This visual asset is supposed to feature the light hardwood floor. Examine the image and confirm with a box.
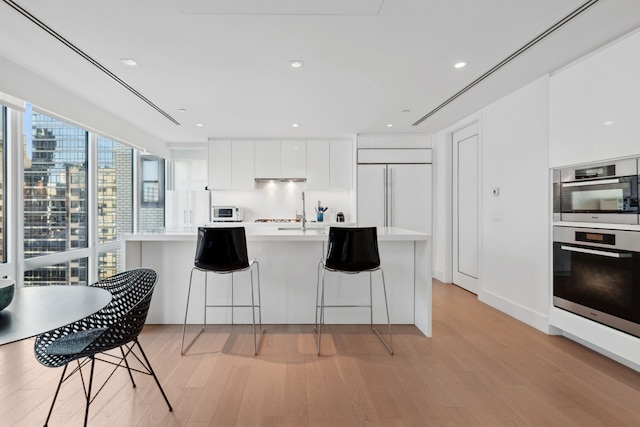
[2,280,640,426]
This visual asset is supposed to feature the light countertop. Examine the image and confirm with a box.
[124,226,430,242]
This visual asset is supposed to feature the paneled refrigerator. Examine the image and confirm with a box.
[357,162,432,234]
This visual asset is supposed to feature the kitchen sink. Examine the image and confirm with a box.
[277,225,326,231]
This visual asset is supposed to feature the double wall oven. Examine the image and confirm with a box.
[552,157,640,339]
[553,226,640,337]
[556,158,639,224]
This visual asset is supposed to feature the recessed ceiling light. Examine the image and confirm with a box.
[604,121,614,125]
[120,58,138,66]
[401,109,411,113]
[454,61,467,69]
[292,123,300,127]
[386,124,394,127]
[289,60,304,69]
[178,108,187,113]
[195,123,204,127]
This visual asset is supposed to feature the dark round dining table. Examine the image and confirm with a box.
[0,285,112,346]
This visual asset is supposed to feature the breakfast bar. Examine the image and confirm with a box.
[123,226,432,336]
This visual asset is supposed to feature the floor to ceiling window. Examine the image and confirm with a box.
[0,94,160,287]
[23,113,88,285]
[0,106,5,264]
[97,136,133,278]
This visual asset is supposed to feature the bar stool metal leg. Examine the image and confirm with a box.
[371,269,393,355]
[181,268,206,356]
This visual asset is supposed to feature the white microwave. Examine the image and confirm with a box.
[211,206,243,222]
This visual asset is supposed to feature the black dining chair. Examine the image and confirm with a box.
[33,268,172,427]
[181,226,263,355]
[314,226,393,355]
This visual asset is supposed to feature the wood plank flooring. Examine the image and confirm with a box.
[2,280,640,426]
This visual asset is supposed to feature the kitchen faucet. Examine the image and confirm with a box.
[301,191,306,231]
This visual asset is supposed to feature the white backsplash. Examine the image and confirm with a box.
[208,181,353,223]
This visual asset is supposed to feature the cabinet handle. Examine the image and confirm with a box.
[388,167,393,227]
[562,178,620,188]
[383,168,388,226]
[560,245,631,258]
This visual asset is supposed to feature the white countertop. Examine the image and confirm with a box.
[124,226,430,242]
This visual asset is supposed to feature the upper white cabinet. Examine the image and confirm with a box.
[255,140,306,179]
[168,146,208,191]
[306,139,352,189]
[281,140,307,178]
[208,140,255,189]
[254,140,281,178]
[306,140,330,188]
[550,30,640,167]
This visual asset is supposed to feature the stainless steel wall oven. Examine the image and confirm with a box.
[553,226,640,337]
[558,158,638,224]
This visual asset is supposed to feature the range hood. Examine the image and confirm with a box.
[255,178,306,183]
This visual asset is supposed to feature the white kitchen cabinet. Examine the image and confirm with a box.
[357,163,432,234]
[330,140,352,189]
[165,190,210,230]
[208,140,231,189]
[306,140,352,189]
[232,140,255,189]
[166,144,209,191]
[254,140,281,179]
[306,140,330,189]
[281,140,306,178]
[254,140,306,179]
[208,140,254,189]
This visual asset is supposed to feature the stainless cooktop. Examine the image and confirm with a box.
[254,218,300,223]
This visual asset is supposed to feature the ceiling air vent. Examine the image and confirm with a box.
[2,0,181,126]
[413,0,601,127]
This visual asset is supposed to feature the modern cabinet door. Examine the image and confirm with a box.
[281,140,306,178]
[231,140,255,189]
[357,163,432,233]
[306,140,331,189]
[357,164,387,227]
[165,190,209,230]
[208,140,254,189]
[254,140,280,179]
[330,140,352,189]
[307,140,352,189]
[208,140,232,189]
[255,140,306,179]
[388,164,432,234]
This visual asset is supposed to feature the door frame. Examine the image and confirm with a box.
[451,121,481,294]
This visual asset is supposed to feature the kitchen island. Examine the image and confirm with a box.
[123,226,432,336]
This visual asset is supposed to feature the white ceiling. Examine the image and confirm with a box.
[1,0,640,145]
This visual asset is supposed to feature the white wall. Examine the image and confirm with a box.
[432,77,551,333]
[209,183,353,223]
[479,76,551,332]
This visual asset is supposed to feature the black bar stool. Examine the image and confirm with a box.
[313,226,393,355]
[181,227,263,355]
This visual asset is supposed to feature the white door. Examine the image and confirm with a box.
[453,124,479,294]
[357,164,386,227]
[388,164,432,233]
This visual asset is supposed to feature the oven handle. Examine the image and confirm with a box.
[562,178,620,188]
[560,245,632,258]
